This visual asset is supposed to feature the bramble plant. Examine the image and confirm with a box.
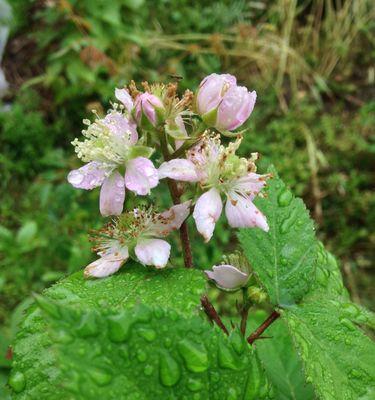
[8,74,375,399]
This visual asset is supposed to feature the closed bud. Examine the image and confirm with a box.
[134,92,165,127]
[196,73,256,132]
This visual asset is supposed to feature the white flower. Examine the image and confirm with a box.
[84,202,191,278]
[68,99,158,216]
[159,135,269,241]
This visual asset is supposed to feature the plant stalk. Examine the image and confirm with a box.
[159,129,193,268]
[201,295,229,335]
[247,310,280,345]
[240,288,251,336]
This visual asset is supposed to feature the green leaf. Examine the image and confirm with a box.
[11,299,271,398]
[16,221,37,245]
[10,263,207,399]
[238,167,317,305]
[40,261,206,314]
[248,311,314,400]
[283,300,375,400]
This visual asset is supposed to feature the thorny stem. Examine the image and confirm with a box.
[247,310,280,345]
[201,295,229,335]
[159,127,226,331]
[240,288,251,336]
[159,129,193,268]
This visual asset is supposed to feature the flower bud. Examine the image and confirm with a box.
[196,73,256,132]
[134,92,165,127]
[248,286,267,304]
[205,264,249,291]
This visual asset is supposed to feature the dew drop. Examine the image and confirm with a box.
[88,368,112,386]
[136,349,147,362]
[187,378,204,392]
[138,328,156,342]
[107,312,133,342]
[76,312,99,337]
[143,365,154,376]
[218,342,238,370]
[277,188,293,207]
[68,171,84,185]
[8,371,26,393]
[50,329,74,344]
[159,352,181,387]
[177,339,209,373]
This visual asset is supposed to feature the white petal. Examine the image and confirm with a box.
[151,201,191,236]
[67,161,111,190]
[225,194,268,231]
[125,157,159,195]
[205,264,249,290]
[158,159,199,182]
[99,171,125,216]
[135,239,171,269]
[84,249,128,278]
[193,188,223,242]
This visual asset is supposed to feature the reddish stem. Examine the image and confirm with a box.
[247,310,280,345]
[201,295,229,335]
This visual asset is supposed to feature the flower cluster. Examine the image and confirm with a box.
[68,73,270,280]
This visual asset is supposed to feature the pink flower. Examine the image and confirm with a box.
[68,110,158,216]
[205,264,249,290]
[84,202,191,278]
[135,92,165,127]
[159,135,269,241]
[196,73,256,132]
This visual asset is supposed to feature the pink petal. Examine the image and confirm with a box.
[231,173,267,200]
[217,87,256,131]
[67,161,112,190]
[197,73,236,115]
[125,157,159,195]
[134,93,164,126]
[158,159,199,182]
[84,248,128,278]
[135,239,171,268]
[225,193,268,231]
[99,171,125,216]
[193,188,223,242]
[115,88,134,113]
[152,201,191,236]
[205,264,249,290]
[102,111,138,145]
[175,115,187,136]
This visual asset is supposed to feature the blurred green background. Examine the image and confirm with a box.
[0,0,374,391]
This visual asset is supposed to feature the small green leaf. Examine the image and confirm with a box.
[239,167,317,305]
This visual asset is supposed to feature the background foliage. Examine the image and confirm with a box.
[0,0,374,396]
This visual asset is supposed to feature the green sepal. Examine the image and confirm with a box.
[127,145,154,160]
[201,107,218,127]
[165,120,189,140]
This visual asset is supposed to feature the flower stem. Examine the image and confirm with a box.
[247,310,280,345]
[159,129,193,268]
[240,288,251,336]
[201,295,229,335]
